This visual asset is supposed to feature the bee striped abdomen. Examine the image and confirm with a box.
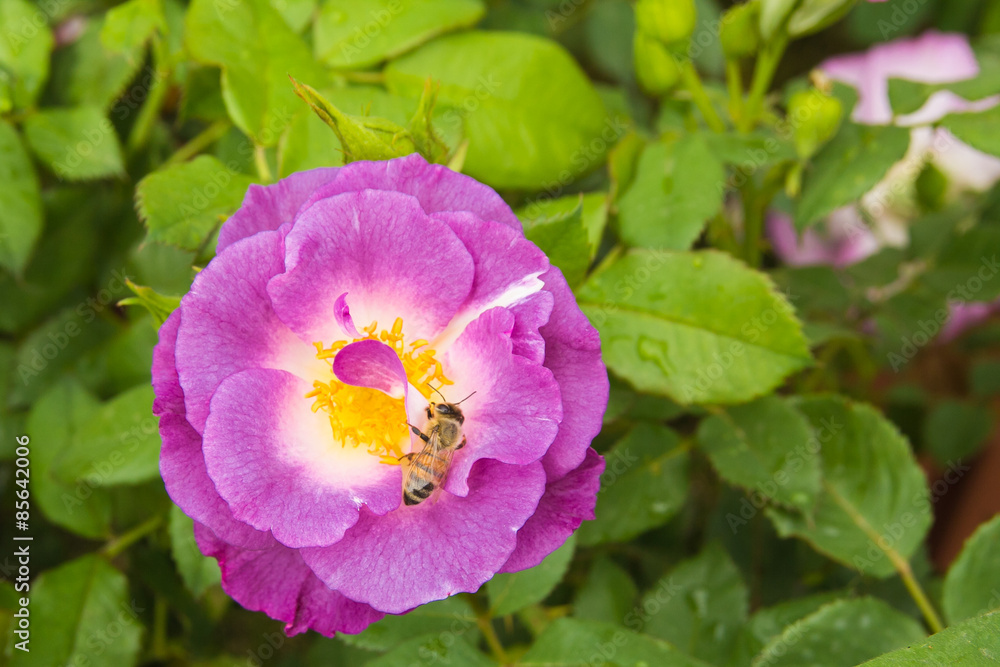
[402,450,452,506]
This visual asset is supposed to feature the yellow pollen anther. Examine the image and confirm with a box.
[306,317,452,457]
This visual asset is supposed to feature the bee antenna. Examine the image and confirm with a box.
[455,391,477,405]
[427,385,447,401]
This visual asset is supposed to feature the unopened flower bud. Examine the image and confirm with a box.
[634,31,682,95]
[635,0,697,45]
[788,89,843,158]
[721,1,760,59]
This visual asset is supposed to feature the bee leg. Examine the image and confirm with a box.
[456,436,467,450]
[407,423,430,443]
[379,453,417,466]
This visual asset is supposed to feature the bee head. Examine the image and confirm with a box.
[432,402,465,424]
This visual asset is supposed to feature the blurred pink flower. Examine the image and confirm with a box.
[769,31,1000,341]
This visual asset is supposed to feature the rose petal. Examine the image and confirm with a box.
[217,168,340,252]
[432,211,553,363]
[195,522,383,636]
[440,307,562,496]
[202,368,400,548]
[301,459,546,614]
[333,339,408,400]
[267,190,475,346]
[299,154,521,231]
[175,230,324,434]
[536,267,609,481]
[500,448,604,573]
[334,292,361,338]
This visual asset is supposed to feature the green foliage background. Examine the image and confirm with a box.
[3,0,1000,665]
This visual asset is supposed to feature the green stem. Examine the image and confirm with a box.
[741,181,764,267]
[254,144,273,183]
[825,483,944,633]
[469,596,509,664]
[739,34,788,133]
[164,120,231,166]
[341,70,385,84]
[127,36,171,154]
[725,59,744,127]
[680,60,726,133]
[708,211,739,255]
[102,515,163,558]
[151,597,168,659]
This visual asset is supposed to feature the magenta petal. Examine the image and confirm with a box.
[441,308,562,496]
[202,368,400,548]
[501,448,604,573]
[267,190,475,345]
[299,154,520,231]
[433,211,554,363]
[301,459,546,614]
[217,168,340,252]
[175,230,319,434]
[536,268,609,481]
[154,309,272,549]
[151,309,185,418]
[195,523,384,636]
[160,414,273,550]
[333,339,407,399]
[334,293,361,338]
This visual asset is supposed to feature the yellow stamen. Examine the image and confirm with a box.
[306,317,452,457]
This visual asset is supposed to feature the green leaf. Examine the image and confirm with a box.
[697,396,821,512]
[924,400,992,464]
[751,598,925,667]
[520,198,590,288]
[617,134,725,251]
[290,78,418,161]
[943,514,1000,624]
[341,597,478,651]
[641,543,749,666]
[10,306,117,408]
[787,0,858,37]
[939,105,1000,159]
[486,535,575,617]
[366,633,493,667]
[23,107,125,181]
[50,19,144,110]
[735,592,846,661]
[573,556,638,624]
[577,250,811,405]
[53,385,161,487]
[314,0,485,69]
[766,396,932,578]
[759,0,797,39]
[9,555,141,667]
[100,0,166,53]
[520,618,712,666]
[0,0,54,108]
[794,122,910,229]
[517,191,607,258]
[921,225,1000,303]
[25,380,112,539]
[75,317,159,397]
[118,280,181,328]
[385,31,611,190]
[185,0,328,145]
[887,78,936,117]
[972,359,1000,398]
[577,423,689,545]
[169,505,221,598]
[136,155,256,251]
[406,79,451,164]
[858,609,1000,666]
[0,120,42,275]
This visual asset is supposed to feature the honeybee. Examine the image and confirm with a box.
[398,390,474,506]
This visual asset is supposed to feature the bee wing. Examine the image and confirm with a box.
[402,431,445,487]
